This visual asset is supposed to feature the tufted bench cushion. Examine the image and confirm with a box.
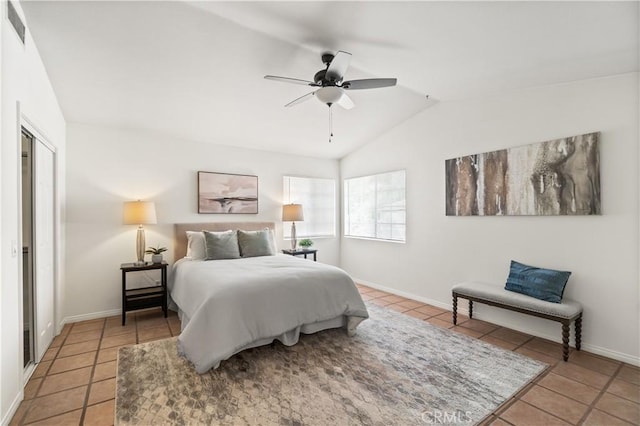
[452,281,582,319]
[452,281,583,361]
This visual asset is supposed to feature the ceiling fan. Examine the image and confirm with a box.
[264,50,397,110]
[264,50,397,141]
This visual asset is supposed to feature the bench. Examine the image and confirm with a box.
[452,281,583,361]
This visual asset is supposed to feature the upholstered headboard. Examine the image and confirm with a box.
[174,222,276,259]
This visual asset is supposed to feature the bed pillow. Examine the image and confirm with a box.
[185,231,206,260]
[237,228,276,258]
[504,260,571,303]
[203,230,240,260]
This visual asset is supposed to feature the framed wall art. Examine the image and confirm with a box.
[198,171,258,214]
[445,132,600,216]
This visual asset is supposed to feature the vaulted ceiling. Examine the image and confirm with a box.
[22,1,639,159]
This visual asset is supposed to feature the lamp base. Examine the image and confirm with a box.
[136,226,146,264]
[290,222,297,251]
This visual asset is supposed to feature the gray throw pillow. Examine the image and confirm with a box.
[203,230,240,260]
[237,229,276,258]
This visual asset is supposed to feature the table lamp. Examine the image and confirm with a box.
[282,204,304,251]
[123,200,157,265]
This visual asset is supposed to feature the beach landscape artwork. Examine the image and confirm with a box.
[445,132,600,216]
[198,171,258,214]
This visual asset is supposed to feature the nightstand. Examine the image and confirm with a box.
[282,248,317,261]
[120,261,168,325]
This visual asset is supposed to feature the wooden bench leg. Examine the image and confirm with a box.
[452,293,458,325]
[562,322,570,361]
[575,315,582,351]
[468,300,473,319]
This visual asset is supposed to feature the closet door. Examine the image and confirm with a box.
[33,140,55,361]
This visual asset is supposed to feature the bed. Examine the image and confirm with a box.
[169,222,369,373]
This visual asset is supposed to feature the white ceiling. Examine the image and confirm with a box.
[22,1,639,159]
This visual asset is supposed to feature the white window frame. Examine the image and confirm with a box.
[343,170,406,243]
[283,176,336,239]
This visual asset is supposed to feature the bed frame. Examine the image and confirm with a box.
[173,222,275,259]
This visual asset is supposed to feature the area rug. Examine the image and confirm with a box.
[116,304,546,425]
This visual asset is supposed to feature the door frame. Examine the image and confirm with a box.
[18,114,58,380]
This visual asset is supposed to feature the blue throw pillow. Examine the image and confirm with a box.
[504,260,571,303]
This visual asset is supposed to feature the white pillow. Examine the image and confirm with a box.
[268,228,277,253]
[185,231,206,260]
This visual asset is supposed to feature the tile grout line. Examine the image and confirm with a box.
[18,324,74,425]
[15,311,170,425]
[135,312,140,345]
[507,399,579,425]
[78,318,107,426]
[575,362,625,425]
[535,372,603,406]
[516,381,591,425]
[551,364,617,390]
[493,365,555,419]
[26,322,102,424]
[510,334,536,352]
[606,382,640,404]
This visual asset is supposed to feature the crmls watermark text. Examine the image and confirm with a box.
[421,410,473,424]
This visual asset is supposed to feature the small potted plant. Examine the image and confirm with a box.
[298,239,313,249]
[146,245,167,264]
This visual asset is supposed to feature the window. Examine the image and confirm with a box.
[344,170,406,242]
[283,176,336,238]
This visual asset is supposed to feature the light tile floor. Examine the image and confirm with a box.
[10,285,639,425]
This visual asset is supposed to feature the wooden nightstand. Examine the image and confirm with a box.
[282,249,317,261]
[120,261,168,325]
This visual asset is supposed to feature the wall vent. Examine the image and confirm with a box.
[8,1,26,44]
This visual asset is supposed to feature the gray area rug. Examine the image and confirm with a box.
[116,304,546,425]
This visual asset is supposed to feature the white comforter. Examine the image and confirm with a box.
[170,254,369,373]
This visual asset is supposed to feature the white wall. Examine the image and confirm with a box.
[1,1,66,424]
[64,123,340,320]
[340,73,639,364]
[0,9,4,424]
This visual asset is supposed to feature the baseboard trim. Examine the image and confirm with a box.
[353,277,640,367]
[578,343,640,367]
[1,390,23,426]
[470,315,640,367]
[59,308,121,330]
[355,278,468,316]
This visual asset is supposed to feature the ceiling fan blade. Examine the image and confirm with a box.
[325,51,352,82]
[342,78,397,90]
[336,93,354,110]
[285,91,316,107]
[264,75,319,87]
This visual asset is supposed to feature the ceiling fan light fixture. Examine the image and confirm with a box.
[315,87,344,105]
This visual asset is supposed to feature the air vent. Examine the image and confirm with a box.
[8,1,25,44]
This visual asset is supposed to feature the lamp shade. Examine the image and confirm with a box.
[282,204,304,222]
[123,201,157,225]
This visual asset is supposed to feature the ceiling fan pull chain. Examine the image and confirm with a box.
[329,106,333,143]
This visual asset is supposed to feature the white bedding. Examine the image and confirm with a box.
[169,254,369,373]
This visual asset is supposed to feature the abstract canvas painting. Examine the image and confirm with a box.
[445,132,600,216]
[198,171,258,214]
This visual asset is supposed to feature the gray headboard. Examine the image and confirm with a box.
[174,222,276,259]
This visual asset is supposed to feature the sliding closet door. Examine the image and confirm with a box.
[33,140,55,362]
